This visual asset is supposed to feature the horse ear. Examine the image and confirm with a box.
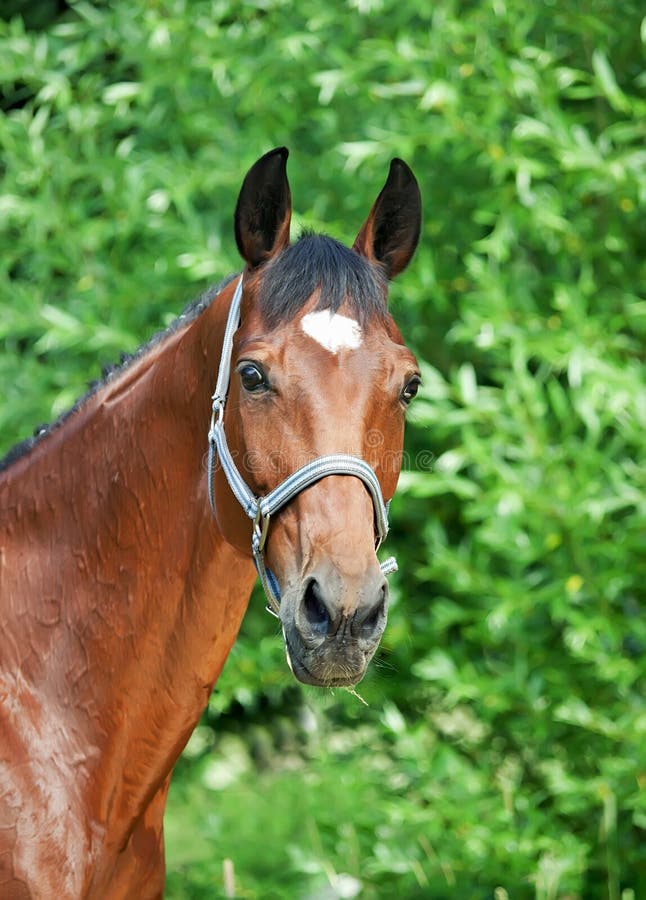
[353,158,421,279]
[235,147,292,268]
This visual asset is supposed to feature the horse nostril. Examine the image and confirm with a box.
[302,578,331,636]
[360,583,387,639]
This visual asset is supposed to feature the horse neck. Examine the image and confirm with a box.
[0,280,256,839]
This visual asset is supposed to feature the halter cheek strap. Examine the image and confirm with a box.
[207,275,397,616]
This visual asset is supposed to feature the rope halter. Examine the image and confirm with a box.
[207,276,397,616]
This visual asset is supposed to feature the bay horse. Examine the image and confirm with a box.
[0,148,421,898]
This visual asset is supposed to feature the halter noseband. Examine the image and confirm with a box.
[207,276,397,616]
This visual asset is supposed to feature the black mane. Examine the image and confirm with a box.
[257,232,388,329]
[0,276,234,473]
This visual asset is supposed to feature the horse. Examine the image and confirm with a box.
[0,147,421,898]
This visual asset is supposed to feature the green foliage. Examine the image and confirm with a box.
[1,0,644,897]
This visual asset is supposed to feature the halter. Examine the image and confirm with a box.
[207,275,397,616]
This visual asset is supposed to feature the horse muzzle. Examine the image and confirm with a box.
[280,566,388,687]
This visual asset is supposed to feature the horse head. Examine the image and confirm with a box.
[212,148,421,686]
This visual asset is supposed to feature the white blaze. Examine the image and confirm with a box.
[301,309,363,353]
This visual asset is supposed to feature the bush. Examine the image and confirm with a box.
[1,1,644,896]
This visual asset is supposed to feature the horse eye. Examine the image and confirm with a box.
[239,363,268,393]
[401,375,421,405]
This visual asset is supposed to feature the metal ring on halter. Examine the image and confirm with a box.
[252,507,271,553]
[208,396,224,444]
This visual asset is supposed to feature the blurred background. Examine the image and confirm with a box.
[1,1,644,897]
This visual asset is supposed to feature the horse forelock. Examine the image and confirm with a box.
[254,232,388,330]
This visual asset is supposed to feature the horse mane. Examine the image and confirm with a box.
[0,276,236,474]
[0,234,387,473]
